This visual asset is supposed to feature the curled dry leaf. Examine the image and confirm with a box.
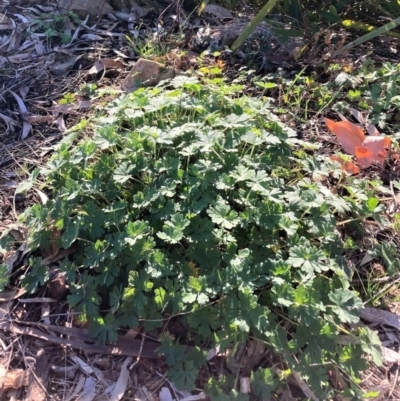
[202,4,233,18]
[330,155,360,175]
[0,366,30,390]
[325,118,391,168]
[348,107,365,125]
[367,123,379,136]
[362,136,391,166]
[81,33,104,40]
[359,307,400,330]
[324,118,364,155]
[88,58,125,74]
[240,377,251,394]
[354,147,374,168]
[110,357,133,401]
[382,346,400,363]
[159,387,173,401]
[10,91,31,139]
[114,11,137,22]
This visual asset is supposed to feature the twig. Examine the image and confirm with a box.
[129,332,146,370]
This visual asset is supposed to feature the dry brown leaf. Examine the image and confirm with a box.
[0,112,17,126]
[360,252,373,266]
[382,346,400,363]
[70,355,94,375]
[110,356,133,401]
[80,377,97,401]
[362,136,391,166]
[34,188,49,205]
[56,115,66,132]
[130,1,150,18]
[65,375,86,401]
[348,107,365,125]
[325,118,365,155]
[0,53,31,65]
[0,288,27,302]
[136,386,156,401]
[26,115,54,124]
[0,321,160,358]
[202,4,233,18]
[0,366,30,390]
[114,11,137,22]
[81,33,104,40]
[367,123,379,136]
[292,370,319,401]
[159,387,173,401]
[59,0,113,19]
[88,58,125,74]
[50,55,81,76]
[0,13,13,30]
[330,155,360,175]
[25,350,48,401]
[354,147,374,168]
[240,377,251,394]
[359,307,400,330]
[325,118,391,167]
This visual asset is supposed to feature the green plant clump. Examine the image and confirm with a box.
[18,77,383,398]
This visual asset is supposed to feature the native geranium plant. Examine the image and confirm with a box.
[18,76,383,399]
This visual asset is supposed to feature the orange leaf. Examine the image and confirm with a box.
[330,156,360,175]
[362,136,391,166]
[354,147,374,168]
[325,118,365,156]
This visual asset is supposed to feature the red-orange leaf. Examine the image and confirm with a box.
[324,118,365,156]
[363,136,391,166]
[354,147,374,168]
[330,156,360,175]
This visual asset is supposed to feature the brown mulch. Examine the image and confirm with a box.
[2,0,400,400]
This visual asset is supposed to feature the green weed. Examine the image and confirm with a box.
[31,12,80,45]
[126,35,171,60]
[1,76,392,399]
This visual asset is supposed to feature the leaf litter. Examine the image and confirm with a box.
[1,0,400,400]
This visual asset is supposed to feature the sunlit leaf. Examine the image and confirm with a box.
[325,118,365,155]
[330,156,360,175]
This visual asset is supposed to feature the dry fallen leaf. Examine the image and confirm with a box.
[110,356,133,401]
[59,0,113,19]
[362,136,391,166]
[367,123,380,136]
[348,107,365,125]
[382,346,400,363]
[330,155,360,174]
[325,118,391,168]
[159,387,173,401]
[359,307,400,330]
[354,147,374,168]
[202,4,233,18]
[88,58,125,74]
[324,118,365,155]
